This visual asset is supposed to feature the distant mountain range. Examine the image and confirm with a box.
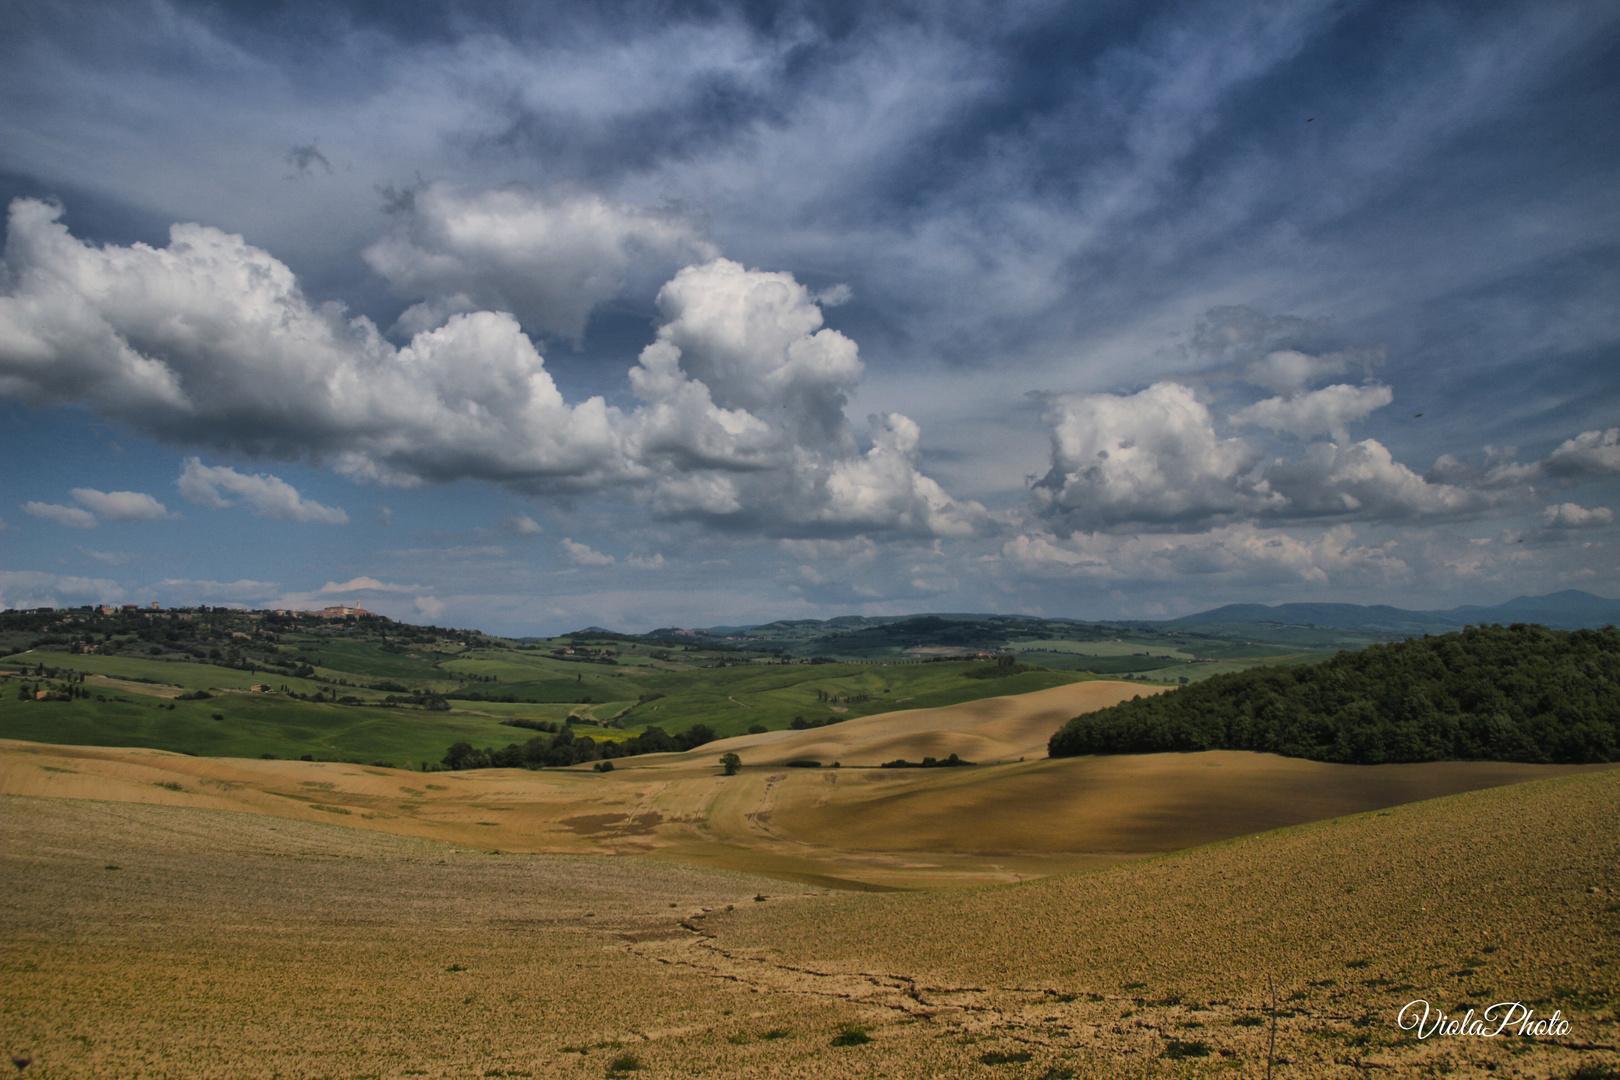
[655,590,1620,655]
[1160,590,1620,635]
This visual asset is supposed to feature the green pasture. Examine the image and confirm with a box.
[279,638,452,682]
[595,661,1095,738]
[2,652,334,697]
[1015,639,1196,659]
[0,685,518,765]
[0,605,1335,762]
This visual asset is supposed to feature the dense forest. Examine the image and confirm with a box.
[1048,624,1620,764]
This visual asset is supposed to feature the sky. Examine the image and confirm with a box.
[1,0,1617,635]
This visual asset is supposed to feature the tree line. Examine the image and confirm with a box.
[441,722,720,770]
[1048,624,1619,765]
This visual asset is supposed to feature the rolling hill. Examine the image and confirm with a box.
[2,754,1613,1077]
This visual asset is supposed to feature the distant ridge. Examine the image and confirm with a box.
[1166,589,1620,634]
[1442,589,1620,629]
[672,590,1620,646]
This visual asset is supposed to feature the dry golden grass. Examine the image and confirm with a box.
[0,733,1606,890]
[2,680,1616,1076]
[701,768,1620,1078]
[694,679,1169,766]
[3,771,1615,1078]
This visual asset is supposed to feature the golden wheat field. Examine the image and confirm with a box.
[1,680,1617,1077]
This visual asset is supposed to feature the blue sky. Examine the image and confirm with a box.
[1,0,1616,635]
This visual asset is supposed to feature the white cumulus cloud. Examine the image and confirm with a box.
[560,538,615,566]
[70,487,168,521]
[178,458,349,524]
[23,501,97,529]
[1034,382,1268,527]
[625,257,983,535]
[364,183,718,342]
[1034,380,1515,529]
[1,570,124,608]
[1542,502,1614,529]
[1259,439,1489,520]
[1240,348,1376,395]
[0,201,975,540]
[501,513,545,534]
[315,576,423,594]
[1001,522,1410,588]
[1541,428,1620,478]
[1229,383,1394,442]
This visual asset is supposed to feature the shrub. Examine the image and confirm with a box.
[605,1052,642,1073]
[1162,1039,1211,1060]
[830,1025,871,1047]
[1569,1064,1620,1080]
[980,1050,1033,1065]
[785,759,822,768]
[594,759,615,772]
[747,723,767,734]
[719,752,741,775]
[880,753,972,769]
[964,656,1039,679]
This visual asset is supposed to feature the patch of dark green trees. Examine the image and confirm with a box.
[1048,624,1619,765]
[441,722,721,770]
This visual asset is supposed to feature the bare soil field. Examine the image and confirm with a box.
[0,731,1606,889]
[2,679,1616,1076]
[2,771,1615,1078]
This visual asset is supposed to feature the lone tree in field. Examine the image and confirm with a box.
[719,751,741,776]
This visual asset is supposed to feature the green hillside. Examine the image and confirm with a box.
[0,607,1108,763]
[0,604,1339,765]
[1049,623,1620,764]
